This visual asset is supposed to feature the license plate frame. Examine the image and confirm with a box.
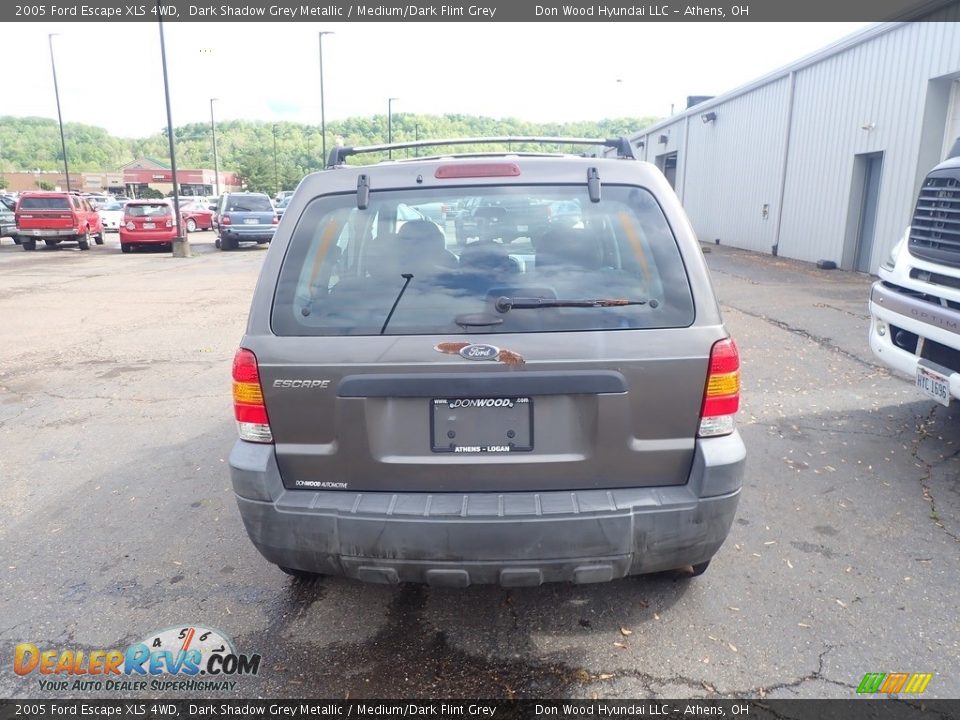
[142,222,156,229]
[430,397,533,454]
[916,364,951,407]
[243,217,259,224]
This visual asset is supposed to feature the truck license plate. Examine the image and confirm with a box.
[916,365,950,407]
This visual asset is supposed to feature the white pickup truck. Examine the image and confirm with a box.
[870,148,960,407]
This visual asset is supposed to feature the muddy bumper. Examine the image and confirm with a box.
[229,435,744,586]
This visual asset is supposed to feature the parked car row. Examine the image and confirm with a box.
[5,190,283,253]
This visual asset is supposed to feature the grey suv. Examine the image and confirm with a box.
[216,192,277,250]
[230,137,745,586]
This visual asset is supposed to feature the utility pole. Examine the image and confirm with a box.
[157,0,190,257]
[318,31,333,166]
[48,34,70,191]
[272,124,279,195]
[209,98,220,197]
[388,97,399,159]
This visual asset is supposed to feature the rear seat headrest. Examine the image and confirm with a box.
[535,227,603,270]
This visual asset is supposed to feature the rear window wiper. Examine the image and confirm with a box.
[494,296,653,313]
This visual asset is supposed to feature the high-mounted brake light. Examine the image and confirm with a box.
[698,338,740,438]
[232,348,272,443]
[435,163,521,179]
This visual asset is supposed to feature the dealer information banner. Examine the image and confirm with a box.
[3,0,959,22]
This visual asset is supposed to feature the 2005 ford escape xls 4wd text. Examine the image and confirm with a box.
[229,137,746,587]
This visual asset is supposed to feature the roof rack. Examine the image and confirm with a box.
[325,136,636,168]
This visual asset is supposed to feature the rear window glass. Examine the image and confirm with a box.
[225,195,272,212]
[271,186,694,336]
[19,197,70,210]
[127,204,171,217]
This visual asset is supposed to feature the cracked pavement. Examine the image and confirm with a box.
[0,237,958,699]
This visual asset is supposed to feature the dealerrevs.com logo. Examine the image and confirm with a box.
[14,625,260,692]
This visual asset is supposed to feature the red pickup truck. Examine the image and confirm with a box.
[15,191,106,251]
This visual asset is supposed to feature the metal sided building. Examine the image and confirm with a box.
[622,13,960,273]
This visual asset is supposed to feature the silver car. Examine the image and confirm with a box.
[229,138,745,586]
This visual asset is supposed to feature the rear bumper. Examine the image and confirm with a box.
[17,228,77,238]
[229,433,745,586]
[221,228,275,242]
[120,230,176,243]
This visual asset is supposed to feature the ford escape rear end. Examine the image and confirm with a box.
[229,137,746,586]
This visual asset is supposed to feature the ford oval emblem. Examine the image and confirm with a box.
[458,344,500,361]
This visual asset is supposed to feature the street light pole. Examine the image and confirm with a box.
[156,1,191,257]
[388,97,399,159]
[272,124,279,195]
[318,31,333,166]
[209,97,220,197]
[48,34,70,192]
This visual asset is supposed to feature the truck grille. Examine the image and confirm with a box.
[909,170,960,267]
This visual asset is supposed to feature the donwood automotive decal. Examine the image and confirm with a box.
[434,342,525,366]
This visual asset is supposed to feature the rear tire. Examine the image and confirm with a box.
[214,236,221,249]
[278,566,321,581]
[94,227,105,245]
[77,231,90,251]
[21,238,37,251]
[121,243,132,254]
[186,218,197,233]
[220,234,237,251]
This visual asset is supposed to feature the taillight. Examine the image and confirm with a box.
[221,215,231,225]
[125,221,135,230]
[165,217,174,228]
[698,338,740,438]
[272,214,279,224]
[232,348,272,443]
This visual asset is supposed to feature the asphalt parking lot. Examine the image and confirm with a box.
[0,232,957,699]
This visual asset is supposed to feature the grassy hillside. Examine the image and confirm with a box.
[0,113,660,193]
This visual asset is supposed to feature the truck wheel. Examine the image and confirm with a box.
[21,238,37,251]
[94,228,105,245]
[77,231,90,251]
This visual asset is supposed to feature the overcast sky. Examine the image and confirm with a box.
[7,22,870,137]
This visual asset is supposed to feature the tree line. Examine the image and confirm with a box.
[0,113,659,193]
